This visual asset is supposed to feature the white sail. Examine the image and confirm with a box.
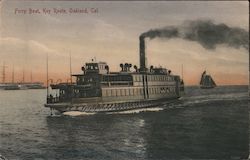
[200,71,216,89]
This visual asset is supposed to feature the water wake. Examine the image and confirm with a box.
[107,107,164,115]
[63,111,96,116]
[173,92,248,108]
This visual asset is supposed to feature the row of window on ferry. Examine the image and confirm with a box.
[133,75,174,82]
[77,75,174,83]
[102,86,176,97]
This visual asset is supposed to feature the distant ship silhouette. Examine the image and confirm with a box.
[200,71,216,89]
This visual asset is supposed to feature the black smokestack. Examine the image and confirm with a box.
[139,36,146,72]
[140,20,249,50]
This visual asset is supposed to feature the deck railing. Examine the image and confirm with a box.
[47,96,60,103]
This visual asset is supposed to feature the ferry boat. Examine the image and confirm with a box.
[45,37,184,113]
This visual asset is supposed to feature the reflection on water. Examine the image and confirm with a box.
[143,101,249,159]
[46,115,147,159]
[0,86,249,159]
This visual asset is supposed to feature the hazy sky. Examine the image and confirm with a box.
[0,1,249,85]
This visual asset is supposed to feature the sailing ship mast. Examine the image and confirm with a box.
[46,53,49,98]
[1,62,7,83]
[70,52,72,84]
[12,65,14,83]
[22,66,25,83]
[30,70,33,83]
[181,64,183,80]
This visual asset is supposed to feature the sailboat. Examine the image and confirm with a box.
[0,63,45,90]
[18,70,46,89]
[200,71,216,89]
[0,63,19,90]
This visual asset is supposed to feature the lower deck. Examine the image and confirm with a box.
[45,95,180,113]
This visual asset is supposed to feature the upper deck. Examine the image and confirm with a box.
[72,61,178,87]
[48,60,183,104]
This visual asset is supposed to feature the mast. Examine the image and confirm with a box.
[30,70,33,83]
[12,65,14,83]
[181,64,184,80]
[22,66,25,83]
[46,53,49,98]
[2,62,7,83]
[70,52,72,84]
[69,51,73,104]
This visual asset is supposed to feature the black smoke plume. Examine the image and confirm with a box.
[140,20,249,50]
